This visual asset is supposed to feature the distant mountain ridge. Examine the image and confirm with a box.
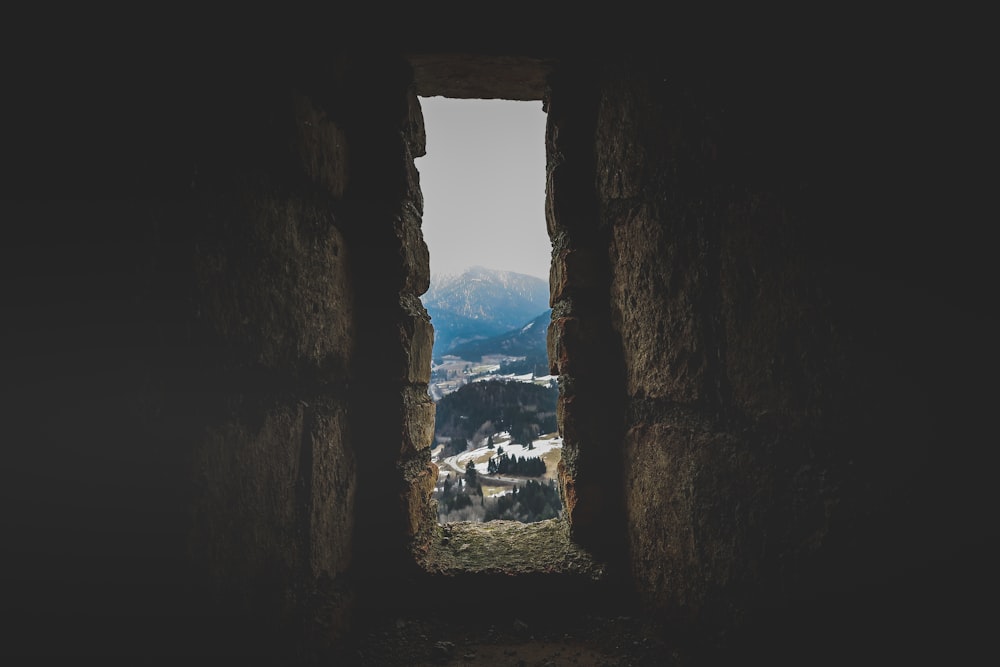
[448,308,551,363]
[421,266,549,360]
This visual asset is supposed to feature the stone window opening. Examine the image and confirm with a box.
[401,56,624,579]
[415,94,563,529]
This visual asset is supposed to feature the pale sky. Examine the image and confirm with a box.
[415,96,550,280]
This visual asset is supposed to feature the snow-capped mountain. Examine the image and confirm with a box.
[421,266,549,359]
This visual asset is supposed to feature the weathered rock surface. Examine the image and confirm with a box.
[1,37,994,665]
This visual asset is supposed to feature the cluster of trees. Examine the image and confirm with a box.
[486,452,546,476]
[438,483,477,514]
[482,479,562,523]
[433,380,557,456]
[436,461,484,518]
[498,354,549,378]
[429,366,466,383]
[508,423,541,447]
[434,458,562,524]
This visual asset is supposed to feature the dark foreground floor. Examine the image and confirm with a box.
[336,610,676,667]
[331,585,987,667]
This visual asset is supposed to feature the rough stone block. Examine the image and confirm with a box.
[396,210,430,296]
[188,398,355,587]
[547,315,605,378]
[399,295,433,384]
[402,388,435,455]
[557,387,616,448]
[193,192,354,375]
[545,162,596,239]
[404,85,426,158]
[595,83,647,200]
[403,462,438,538]
[549,246,598,305]
[547,317,565,376]
[557,459,577,520]
[609,206,706,403]
[302,402,355,577]
[292,91,349,199]
[402,141,424,217]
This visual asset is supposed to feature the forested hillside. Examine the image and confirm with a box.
[448,308,551,370]
[433,380,558,456]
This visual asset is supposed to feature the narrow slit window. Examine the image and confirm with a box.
[415,96,560,525]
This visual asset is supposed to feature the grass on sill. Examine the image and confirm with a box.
[413,517,606,579]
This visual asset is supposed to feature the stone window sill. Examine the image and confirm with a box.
[413,518,605,579]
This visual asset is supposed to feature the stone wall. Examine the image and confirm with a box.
[338,57,439,602]
[2,37,994,661]
[0,47,380,660]
[544,65,628,566]
[575,52,997,656]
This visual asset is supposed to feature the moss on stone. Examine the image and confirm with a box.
[413,518,606,579]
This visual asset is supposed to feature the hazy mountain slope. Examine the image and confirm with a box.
[448,308,551,362]
[421,266,549,359]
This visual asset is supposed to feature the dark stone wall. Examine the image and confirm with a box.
[1,30,993,662]
[574,51,997,659]
[544,65,628,567]
[0,43,395,660]
[336,56,439,604]
[0,38,436,658]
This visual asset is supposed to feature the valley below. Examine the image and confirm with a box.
[421,266,563,524]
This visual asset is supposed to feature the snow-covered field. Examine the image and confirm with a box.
[471,372,558,387]
[434,432,562,478]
